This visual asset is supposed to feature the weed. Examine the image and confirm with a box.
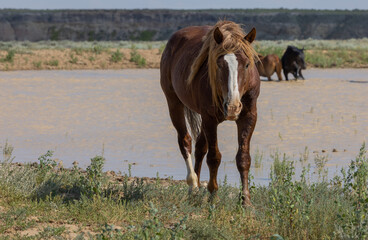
[44,59,59,66]
[278,132,283,141]
[335,143,368,239]
[37,226,66,238]
[73,47,85,55]
[92,45,104,54]
[314,153,329,180]
[158,44,166,55]
[299,146,309,163]
[69,53,78,64]
[110,49,124,63]
[130,48,146,67]
[95,224,124,239]
[32,60,42,69]
[1,49,15,63]
[36,150,56,184]
[81,156,106,197]
[2,140,14,162]
[253,147,263,168]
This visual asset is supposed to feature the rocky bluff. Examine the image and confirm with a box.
[1,9,367,41]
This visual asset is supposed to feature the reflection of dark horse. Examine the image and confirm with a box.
[256,54,283,81]
[160,20,260,205]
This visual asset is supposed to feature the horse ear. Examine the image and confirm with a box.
[214,27,223,44]
[244,28,256,43]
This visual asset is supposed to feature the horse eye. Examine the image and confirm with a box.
[245,63,249,69]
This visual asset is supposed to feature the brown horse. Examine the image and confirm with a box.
[160,20,260,205]
[256,54,283,81]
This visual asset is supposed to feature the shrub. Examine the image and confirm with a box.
[80,156,107,197]
[1,49,16,63]
[335,143,368,239]
[92,45,104,54]
[110,49,124,63]
[130,49,146,67]
[32,61,42,69]
[69,53,78,64]
[158,44,166,55]
[44,59,59,66]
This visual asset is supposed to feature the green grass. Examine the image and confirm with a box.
[69,53,78,64]
[1,141,367,239]
[130,48,146,67]
[44,59,59,67]
[0,49,16,63]
[32,60,42,69]
[110,49,125,63]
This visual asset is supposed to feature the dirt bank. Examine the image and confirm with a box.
[0,48,161,71]
[1,48,368,71]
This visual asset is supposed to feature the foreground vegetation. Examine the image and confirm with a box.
[0,38,368,71]
[0,141,367,239]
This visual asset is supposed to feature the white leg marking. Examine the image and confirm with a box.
[185,155,198,188]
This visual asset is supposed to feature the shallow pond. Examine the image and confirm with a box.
[0,69,367,185]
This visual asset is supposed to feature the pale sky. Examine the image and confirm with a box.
[0,0,367,10]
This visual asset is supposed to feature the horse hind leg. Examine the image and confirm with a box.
[276,62,283,81]
[166,97,198,189]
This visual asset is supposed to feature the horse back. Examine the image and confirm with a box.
[160,26,211,111]
[160,26,211,84]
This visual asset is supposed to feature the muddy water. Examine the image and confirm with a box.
[0,69,367,185]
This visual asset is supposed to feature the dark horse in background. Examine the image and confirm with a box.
[281,45,306,80]
[160,20,260,205]
[256,54,283,81]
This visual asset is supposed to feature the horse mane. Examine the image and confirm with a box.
[187,20,259,107]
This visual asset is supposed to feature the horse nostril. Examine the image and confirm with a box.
[238,102,243,110]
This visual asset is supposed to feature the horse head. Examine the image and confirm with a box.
[213,27,257,120]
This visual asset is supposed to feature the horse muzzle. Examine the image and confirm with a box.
[224,102,243,121]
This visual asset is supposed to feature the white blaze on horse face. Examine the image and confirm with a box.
[185,155,198,189]
[224,53,240,104]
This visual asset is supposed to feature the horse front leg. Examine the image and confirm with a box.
[202,119,221,193]
[298,68,305,80]
[194,130,208,186]
[236,100,257,206]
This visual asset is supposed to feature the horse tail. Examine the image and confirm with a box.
[184,107,202,141]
